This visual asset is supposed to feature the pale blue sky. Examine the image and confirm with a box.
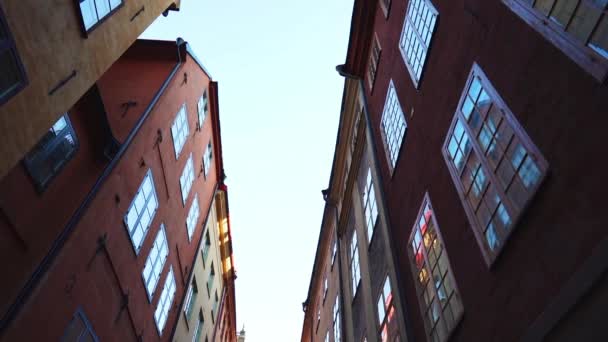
[141,1,353,340]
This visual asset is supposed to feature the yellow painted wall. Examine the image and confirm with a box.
[0,0,180,178]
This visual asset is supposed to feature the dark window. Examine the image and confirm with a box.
[78,0,123,32]
[503,0,608,81]
[442,63,548,265]
[367,34,382,90]
[24,114,78,192]
[61,308,99,342]
[0,4,27,105]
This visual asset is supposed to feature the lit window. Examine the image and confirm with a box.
[442,64,548,264]
[367,35,382,90]
[198,90,208,128]
[408,195,463,342]
[333,296,341,342]
[171,104,189,159]
[0,4,27,104]
[349,231,361,297]
[61,308,98,342]
[398,0,438,86]
[124,169,158,253]
[377,276,395,342]
[203,142,213,177]
[184,278,199,320]
[154,266,176,334]
[180,153,195,205]
[142,225,169,299]
[381,80,407,170]
[503,0,608,81]
[79,0,122,32]
[186,193,200,241]
[362,168,379,242]
[23,114,78,191]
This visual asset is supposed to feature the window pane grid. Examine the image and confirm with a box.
[381,80,407,168]
[349,232,361,297]
[154,267,176,334]
[171,104,190,159]
[198,90,208,127]
[143,225,169,298]
[333,296,341,342]
[124,170,158,252]
[399,0,438,84]
[408,197,463,342]
[443,66,547,264]
[363,168,379,242]
[186,194,200,241]
[180,154,195,204]
[203,142,213,177]
[79,0,122,31]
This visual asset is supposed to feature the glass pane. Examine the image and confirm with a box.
[507,177,528,210]
[52,116,68,133]
[468,77,482,101]
[132,226,144,248]
[589,15,608,59]
[79,0,98,30]
[109,0,122,10]
[461,97,474,119]
[567,2,602,42]
[550,0,579,27]
[518,156,542,188]
[0,49,21,98]
[126,208,137,229]
[485,223,500,251]
[96,0,111,19]
[535,0,557,16]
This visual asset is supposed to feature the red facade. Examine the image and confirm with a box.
[0,39,230,341]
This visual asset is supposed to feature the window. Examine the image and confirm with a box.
[23,114,78,191]
[381,80,407,170]
[202,230,211,263]
[331,241,337,266]
[154,267,176,334]
[362,168,379,242]
[325,331,330,342]
[0,4,27,105]
[142,225,169,299]
[333,296,341,342]
[124,169,158,253]
[61,308,98,342]
[79,0,122,32]
[198,90,209,128]
[323,276,329,301]
[503,0,608,81]
[442,64,548,264]
[380,0,392,17]
[349,231,361,297]
[192,311,204,342]
[212,290,219,322]
[408,195,463,342]
[207,263,215,296]
[377,277,395,342]
[399,0,438,86]
[186,193,200,241]
[184,278,199,320]
[203,142,213,177]
[367,35,382,90]
[180,153,195,205]
[171,104,189,159]
[317,308,321,331]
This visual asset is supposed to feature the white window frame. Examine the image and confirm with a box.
[124,169,158,254]
[349,231,361,297]
[186,193,200,241]
[331,241,337,266]
[197,90,208,129]
[362,168,379,242]
[184,278,198,319]
[180,153,195,205]
[142,224,169,300]
[377,276,394,341]
[154,266,176,334]
[203,142,213,178]
[333,295,341,342]
[381,80,407,170]
[79,0,122,31]
[171,103,190,159]
[398,0,438,87]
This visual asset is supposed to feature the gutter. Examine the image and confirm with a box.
[0,38,186,333]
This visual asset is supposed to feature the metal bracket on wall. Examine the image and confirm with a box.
[48,70,77,96]
[130,6,145,22]
[115,290,130,323]
[87,233,108,270]
[121,101,138,118]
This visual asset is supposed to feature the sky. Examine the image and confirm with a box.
[141,1,354,340]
